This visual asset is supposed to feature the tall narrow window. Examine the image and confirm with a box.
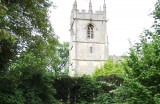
[87,24,94,39]
[90,47,93,53]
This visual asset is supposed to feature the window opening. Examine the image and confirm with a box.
[90,47,93,53]
[87,24,94,39]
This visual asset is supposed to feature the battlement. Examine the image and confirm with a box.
[76,9,105,15]
[81,9,86,13]
[95,11,104,14]
[71,0,106,20]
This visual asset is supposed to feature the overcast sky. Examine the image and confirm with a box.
[50,0,157,55]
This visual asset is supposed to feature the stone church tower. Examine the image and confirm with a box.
[69,0,109,76]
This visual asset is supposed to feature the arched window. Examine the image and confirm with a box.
[87,24,94,39]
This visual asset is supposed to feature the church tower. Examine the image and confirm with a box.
[69,0,109,76]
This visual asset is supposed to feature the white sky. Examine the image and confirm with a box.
[50,0,157,56]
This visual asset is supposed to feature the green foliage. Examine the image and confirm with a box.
[115,79,153,104]
[115,31,160,103]
[154,93,160,104]
[114,0,160,103]
[0,0,61,103]
[96,93,114,104]
[53,75,97,103]
[93,74,123,104]
[0,90,24,104]
[78,75,96,102]
[0,0,58,73]
[53,42,69,75]
[92,56,125,103]
[153,0,160,33]
[93,59,125,79]
[0,36,16,73]
[0,1,7,16]
[0,2,16,73]
[53,75,74,103]
[18,67,58,104]
[0,76,25,104]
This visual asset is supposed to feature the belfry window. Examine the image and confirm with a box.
[87,24,94,39]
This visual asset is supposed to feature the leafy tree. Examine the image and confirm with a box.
[0,0,16,73]
[53,75,97,103]
[92,59,125,79]
[0,0,62,103]
[0,0,58,73]
[153,0,160,34]
[96,93,113,104]
[92,59,124,103]
[0,76,25,104]
[154,93,160,104]
[0,2,23,103]
[115,0,160,103]
[52,42,69,75]
[77,75,97,103]
[18,67,59,104]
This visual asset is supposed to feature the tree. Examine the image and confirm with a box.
[53,75,97,103]
[0,0,16,73]
[54,42,69,75]
[115,0,160,103]
[0,0,58,73]
[153,0,160,34]
[92,59,125,79]
[92,59,124,103]
[0,0,62,103]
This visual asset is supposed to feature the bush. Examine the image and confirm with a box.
[96,93,114,104]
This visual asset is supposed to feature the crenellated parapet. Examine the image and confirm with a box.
[75,10,106,21]
[70,0,107,24]
[77,9,105,15]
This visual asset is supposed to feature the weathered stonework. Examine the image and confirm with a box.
[69,0,109,76]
